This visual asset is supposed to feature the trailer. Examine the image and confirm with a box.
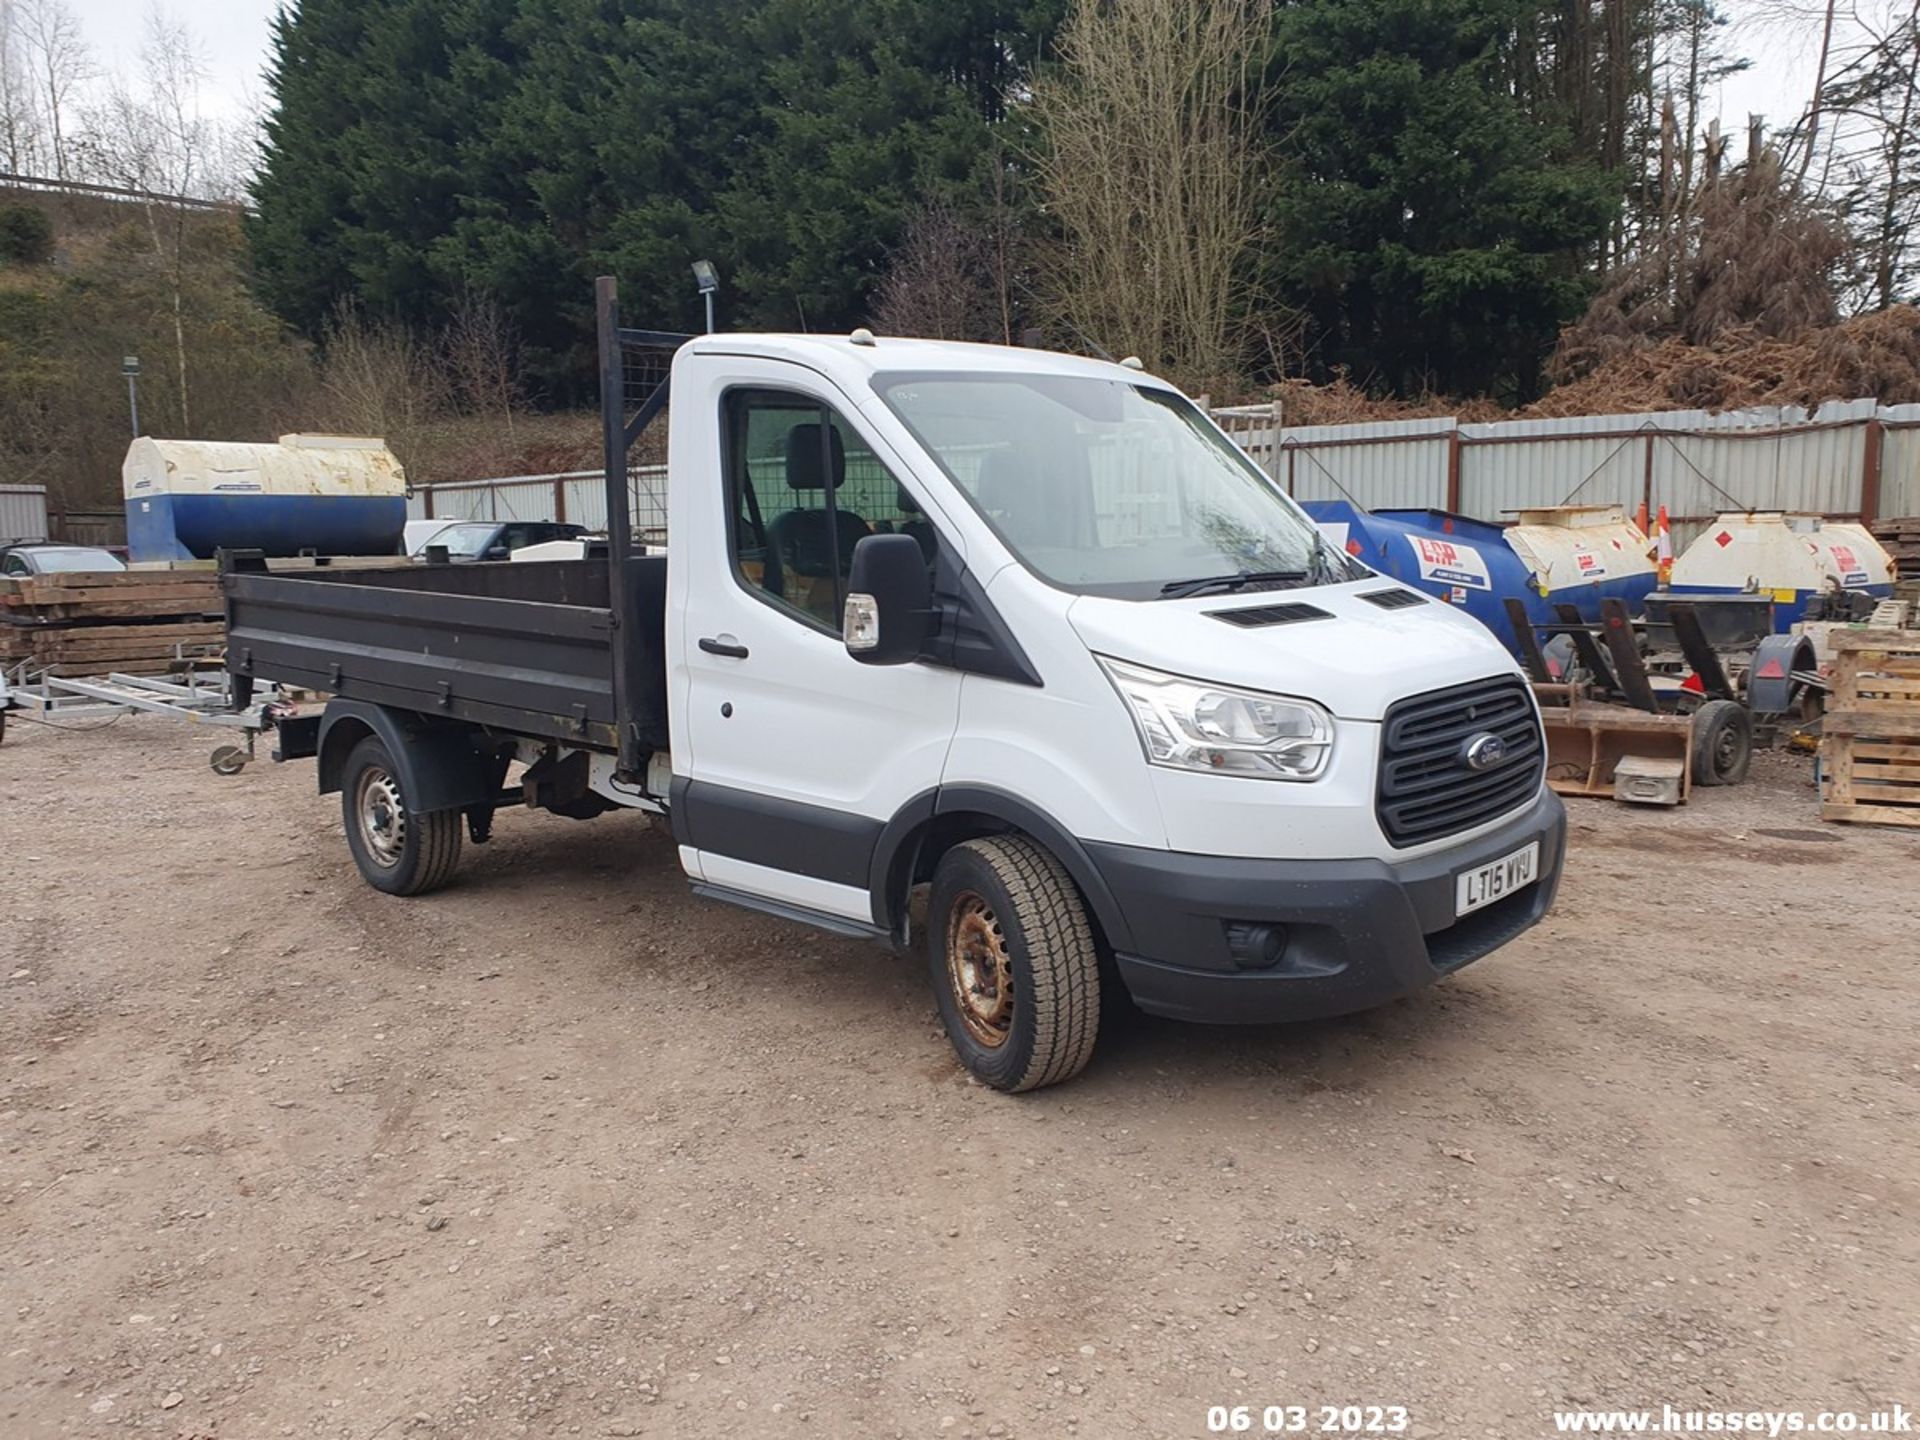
[0,660,293,770]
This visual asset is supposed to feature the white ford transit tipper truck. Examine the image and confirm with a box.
[224,281,1565,1091]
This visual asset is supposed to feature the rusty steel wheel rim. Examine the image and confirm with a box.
[946,890,1014,1049]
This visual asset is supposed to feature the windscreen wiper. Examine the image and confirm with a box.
[1306,535,1348,586]
[1157,569,1308,599]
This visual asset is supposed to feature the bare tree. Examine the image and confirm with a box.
[870,202,1005,343]
[1797,0,1841,186]
[1030,0,1270,384]
[16,0,91,181]
[442,290,523,439]
[319,300,450,463]
[77,7,212,431]
[0,0,46,174]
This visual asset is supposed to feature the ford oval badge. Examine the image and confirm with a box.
[1462,732,1506,771]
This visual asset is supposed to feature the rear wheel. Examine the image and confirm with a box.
[1691,698,1752,787]
[928,836,1100,1092]
[341,736,463,895]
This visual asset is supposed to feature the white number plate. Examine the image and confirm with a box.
[1454,842,1539,917]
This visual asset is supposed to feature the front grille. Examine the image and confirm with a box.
[1376,676,1544,847]
[1207,602,1333,628]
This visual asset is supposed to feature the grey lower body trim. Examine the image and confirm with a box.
[673,776,883,890]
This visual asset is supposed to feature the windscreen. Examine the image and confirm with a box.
[420,523,494,558]
[31,548,124,573]
[875,373,1358,599]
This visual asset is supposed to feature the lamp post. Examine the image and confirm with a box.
[691,259,719,334]
[122,355,141,437]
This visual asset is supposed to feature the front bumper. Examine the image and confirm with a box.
[1091,788,1566,1024]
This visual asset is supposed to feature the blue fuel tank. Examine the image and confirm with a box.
[122,435,408,563]
[1304,502,1659,654]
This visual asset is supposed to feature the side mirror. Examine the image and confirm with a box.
[844,533,932,664]
[485,544,510,561]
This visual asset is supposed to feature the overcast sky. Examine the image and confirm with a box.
[67,0,1819,146]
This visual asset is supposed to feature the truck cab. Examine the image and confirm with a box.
[226,314,1565,1092]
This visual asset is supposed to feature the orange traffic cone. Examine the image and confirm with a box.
[1654,505,1674,586]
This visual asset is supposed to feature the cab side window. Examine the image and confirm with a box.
[725,389,922,629]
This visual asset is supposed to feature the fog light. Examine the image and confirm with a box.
[1223,921,1289,970]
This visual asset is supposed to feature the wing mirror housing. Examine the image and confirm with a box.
[844,533,932,664]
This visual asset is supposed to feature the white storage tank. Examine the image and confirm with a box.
[1669,512,1894,626]
[122,435,407,563]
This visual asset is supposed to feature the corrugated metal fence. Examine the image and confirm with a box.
[1276,399,1920,551]
[0,484,50,542]
[409,398,1920,550]
[413,465,672,544]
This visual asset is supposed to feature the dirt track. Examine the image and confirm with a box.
[2,717,1916,1439]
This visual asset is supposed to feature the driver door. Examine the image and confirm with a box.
[674,362,963,926]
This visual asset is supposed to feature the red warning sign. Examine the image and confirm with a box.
[1714,531,1733,548]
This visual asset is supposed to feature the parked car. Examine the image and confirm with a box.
[0,543,127,576]
[401,519,456,556]
[407,520,590,561]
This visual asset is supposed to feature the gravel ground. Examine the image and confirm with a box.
[1,717,1916,1440]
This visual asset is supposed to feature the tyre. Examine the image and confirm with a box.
[928,835,1101,1092]
[1690,698,1752,787]
[341,735,463,895]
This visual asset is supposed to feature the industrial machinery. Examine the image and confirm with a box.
[1505,599,1704,802]
[1506,597,1799,799]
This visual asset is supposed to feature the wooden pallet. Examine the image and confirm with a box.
[1820,630,1920,828]
[1872,516,1920,581]
[0,571,226,677]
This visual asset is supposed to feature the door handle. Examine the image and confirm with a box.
[699,636,750,659]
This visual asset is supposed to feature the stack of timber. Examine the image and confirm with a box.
[1870,516,1920,603]
[0,570,224,677]
[1820,630,1920,829]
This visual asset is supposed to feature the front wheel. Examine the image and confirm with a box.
[928,836,1101,1092]
[341,736,463,895]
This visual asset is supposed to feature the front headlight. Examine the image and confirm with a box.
[1097,657,1333,781]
